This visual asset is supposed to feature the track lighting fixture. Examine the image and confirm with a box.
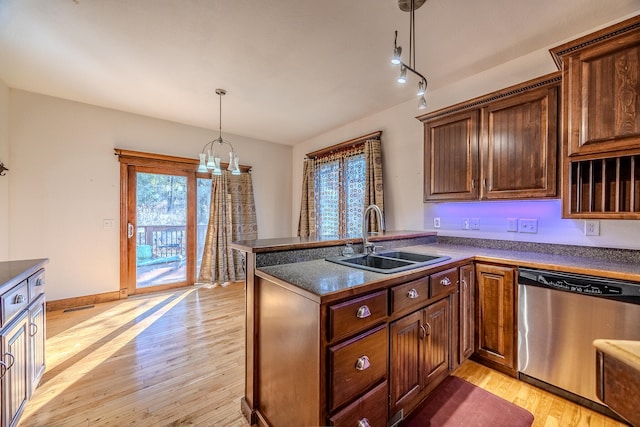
[391,0,429,110]
[197,89,241,176]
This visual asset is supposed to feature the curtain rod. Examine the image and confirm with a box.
[305,130,382,159]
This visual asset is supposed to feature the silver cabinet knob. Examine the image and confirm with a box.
[357,418,371,427]
[440,276,452,286]
[407,288,419,299]
[356,305,371,319]
[355,355,370,371]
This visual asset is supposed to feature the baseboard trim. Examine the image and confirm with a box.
[47,291,123,312]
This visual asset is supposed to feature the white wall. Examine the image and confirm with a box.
[8,90,292,300]
[0,80,8,259]
[292,18,640,251]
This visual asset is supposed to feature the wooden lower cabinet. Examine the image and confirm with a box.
[248,263,464,426]
[28,294,46,394]
[1,312,29,427]
[458,264,474,365]
[473,263,517,376]
[390,297,451,420]
[0,264,47,427]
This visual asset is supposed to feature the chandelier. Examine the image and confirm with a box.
[197,88,240,175]
[391,0,429,109]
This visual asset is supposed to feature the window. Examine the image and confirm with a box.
[299,131,384,239]
[315,147,366,238]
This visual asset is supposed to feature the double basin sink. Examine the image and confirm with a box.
[326,250,451,274]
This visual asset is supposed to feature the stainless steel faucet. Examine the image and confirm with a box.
[362,204,384,254]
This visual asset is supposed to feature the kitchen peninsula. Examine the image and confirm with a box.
[232,232,640,427]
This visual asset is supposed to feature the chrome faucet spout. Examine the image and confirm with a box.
[362,204,384,254]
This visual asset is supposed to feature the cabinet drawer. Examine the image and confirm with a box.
[328,324,388,412]
[390,277,429,316]
[1,280,29,328]
[328,290,387,342]
[430,267,458,299]
[29,269,46,300]
[329,380,388,426]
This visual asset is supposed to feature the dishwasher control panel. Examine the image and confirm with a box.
[518,268,640,303]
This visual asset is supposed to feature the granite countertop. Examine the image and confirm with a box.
[593,339,640,372]
[231,230,437,253]
[257,242,640,299]
[0,258,49,292]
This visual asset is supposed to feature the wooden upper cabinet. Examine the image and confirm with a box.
[551,15,640,219]
[423,110,479,201]
[551,16,640,157]
[420,73,560,202]
[481,85,558,199]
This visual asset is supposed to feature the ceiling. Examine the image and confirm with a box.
[1,0,639,145]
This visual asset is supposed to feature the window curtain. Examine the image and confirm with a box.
[297,158,316,238]
[364,138,384,232]
[198,170,257,285]
[297,132,384,238]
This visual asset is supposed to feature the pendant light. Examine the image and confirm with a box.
[391,0,429,109]
[197,89,241,176]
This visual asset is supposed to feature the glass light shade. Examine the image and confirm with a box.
[397,67,407,84]
[418,95,427,109]
[232,154,241,175]
[206,150,216,169]
[416,81,425,96]
[197,153,208,173]
[228,152,235,171]
[212,157,222,175]
[391,46,402,65]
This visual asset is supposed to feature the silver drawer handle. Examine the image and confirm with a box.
[356,305,371,319]
[440,277,452,286]
[355,355,370,371]
[13,294,25,304]
[407,288,419,299]
[36,278,44,286]
[30,322,39,337]
[357,418,371,427]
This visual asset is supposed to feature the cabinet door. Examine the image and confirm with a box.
[1,312,29,427]
[423,298,450,385]
[459,264,474,364]
[28,295,46,395]
[481,85,558,199]
[561,29,640,157]
[424,110,479,201]
[475,264,517,376]
[389,310,423,415]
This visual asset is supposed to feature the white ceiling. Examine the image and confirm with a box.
[1,0,639,145]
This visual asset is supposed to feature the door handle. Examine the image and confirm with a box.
[128,223,135,239]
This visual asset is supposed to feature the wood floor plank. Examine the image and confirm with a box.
[20,283,629,426]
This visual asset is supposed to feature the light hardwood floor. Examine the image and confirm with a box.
[20,284,627,426]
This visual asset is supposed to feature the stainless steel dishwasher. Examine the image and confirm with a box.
[518,267,640,411]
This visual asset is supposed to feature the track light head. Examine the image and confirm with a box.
[397,66,407,84]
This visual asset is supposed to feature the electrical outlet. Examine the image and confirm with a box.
[507,218,518,232]
[585,220,600,236]
[518,218,538,234]
[103,219,114,228]
[462,218,470,230]
[433,217,441,229]
[470,218,480,230]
